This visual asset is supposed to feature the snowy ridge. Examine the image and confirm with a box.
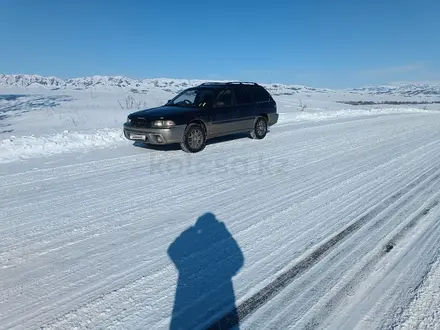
[0,74,220,93]
[2,73,440,97]
[351,83,440,97]
[64,76,208,92]
[0,74,65,89]
[0,74,326,95]
[0,74,207,93]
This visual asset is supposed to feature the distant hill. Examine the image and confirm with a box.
[1,74,440,98]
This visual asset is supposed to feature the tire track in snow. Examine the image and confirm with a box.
[2,125,438,271]
[325,206,440,330]
[302,201,440,330]
[208,139,440,312]
[208,165,440,329]
[255,158,440,330]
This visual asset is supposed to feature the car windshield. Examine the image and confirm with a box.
[168,88,216,108]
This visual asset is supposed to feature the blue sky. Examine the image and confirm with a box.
[1,0,439,88]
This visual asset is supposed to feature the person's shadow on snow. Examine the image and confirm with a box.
[168,212,244,330]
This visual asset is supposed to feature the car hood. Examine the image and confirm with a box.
[128,106,198,119]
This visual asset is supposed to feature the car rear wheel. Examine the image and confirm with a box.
[250,117,267,139]
[180,123,206,153]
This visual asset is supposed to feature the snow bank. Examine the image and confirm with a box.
[396,259,440,330]
[0,128,125,163]
[277,107,433,125]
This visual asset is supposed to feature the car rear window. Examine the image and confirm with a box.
[252,86,271,103]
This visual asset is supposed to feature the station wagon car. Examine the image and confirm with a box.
[123,82,278,153]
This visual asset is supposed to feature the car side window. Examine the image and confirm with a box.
[172,89,197,105]
[234,86,253,105]
[214,89,233,107]
[252,86,271,103]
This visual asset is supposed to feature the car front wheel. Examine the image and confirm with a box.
[180,123,206,153]
[250,117,268,139]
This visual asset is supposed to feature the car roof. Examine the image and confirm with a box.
[197,82,261,88]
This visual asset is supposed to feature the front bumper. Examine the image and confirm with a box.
[123,123,186,145]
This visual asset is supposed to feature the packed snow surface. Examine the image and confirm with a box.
[1,75,440,329]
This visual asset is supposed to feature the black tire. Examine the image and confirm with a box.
[180,123,206,153]
[250,117,268,139]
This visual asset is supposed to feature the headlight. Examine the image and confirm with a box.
[126,117,132,123]
[152,120,175,128]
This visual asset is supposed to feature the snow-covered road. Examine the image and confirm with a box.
[1,112,440,329]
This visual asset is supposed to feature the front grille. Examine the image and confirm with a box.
[131,117,149,127]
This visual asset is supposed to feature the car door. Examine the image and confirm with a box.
[209,89,240,137]
[233,85,257,131]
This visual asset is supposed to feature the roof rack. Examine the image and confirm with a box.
[199,81,259,86]
[199,82,225,86]
[226,82,259,86]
